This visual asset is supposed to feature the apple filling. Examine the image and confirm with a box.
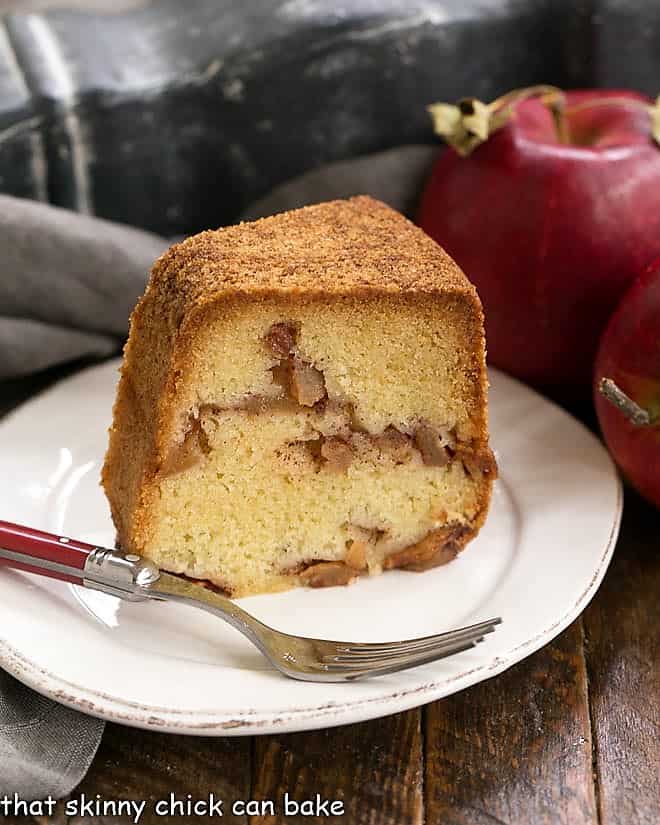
[293,521,473,588]
[161,321,494,482]
[149,320,494,594]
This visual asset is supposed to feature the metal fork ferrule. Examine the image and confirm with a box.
[83,548,160,601]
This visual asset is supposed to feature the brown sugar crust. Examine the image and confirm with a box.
[102,196,492,574]
[151,194,479,308]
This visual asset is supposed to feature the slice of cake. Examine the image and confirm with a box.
[102,196,496,597]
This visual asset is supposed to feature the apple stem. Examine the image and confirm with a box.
[427,85,566,156]
[428,87,660,156]
[598,378,656,426]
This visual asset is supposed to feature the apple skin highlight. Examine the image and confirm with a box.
[594,260,660,508]
[419,89,660,398]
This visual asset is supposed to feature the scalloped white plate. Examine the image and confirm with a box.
[0,360,621,734]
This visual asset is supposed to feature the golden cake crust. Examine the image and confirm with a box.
[102,196,492,590]
[151,195,479,308]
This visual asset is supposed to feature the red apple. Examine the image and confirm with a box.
[418,87,660,398]
[594,260,660,507]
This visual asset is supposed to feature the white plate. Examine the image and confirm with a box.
[0,361,621,735]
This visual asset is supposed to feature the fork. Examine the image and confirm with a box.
[0,520,501,682]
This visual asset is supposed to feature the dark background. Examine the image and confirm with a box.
[1,0,660,236]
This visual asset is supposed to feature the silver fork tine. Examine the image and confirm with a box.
[325,618,501,659]
[322,640,484,670]
[319,627,494,675]
[318,638,484,678]
[315,618,502,675]
[323,628,495,664]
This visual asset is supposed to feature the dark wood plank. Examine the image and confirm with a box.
[4,724,251,824]
[583,490,660,825]
[425,620,598,825]
[251,709,423,825]
[59,723,251,824]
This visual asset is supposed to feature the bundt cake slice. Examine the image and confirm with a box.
[102,196,496,597]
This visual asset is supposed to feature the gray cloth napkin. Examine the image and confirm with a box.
[0,671,105,801]
[0,194,169,380]
[0,143,437,799]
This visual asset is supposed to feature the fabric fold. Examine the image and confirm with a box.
[0,194,168,380]
[0,671,104,800]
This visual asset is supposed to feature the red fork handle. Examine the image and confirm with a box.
[0,520,96,584]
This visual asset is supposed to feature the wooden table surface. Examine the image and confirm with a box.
[2,365,659,825]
